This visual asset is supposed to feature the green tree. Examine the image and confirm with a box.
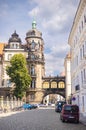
[6,54,31,99]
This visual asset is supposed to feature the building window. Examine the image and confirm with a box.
[12,44,14,48]
[2,79,4,86]
[84,69,86,79]
[30,94,35,100]
[84,15,86,23]
[31,80,35,88]
[8,54,12,60]
[83,44,84,57]
[31,40,35,49]
[16,44,19,49]
[31,54,35,59]
[80,48,82,60]
[31,65,35,75]
[81,21,83,29]
[58,81,64,88]
[51,82,57,88]
[7,79,11,87]
[75,36,77,44]
[75,85,80,91]
[82,96,85,112]
[43,82,49,88]
[85,41,86,52]
[81,71,83,84]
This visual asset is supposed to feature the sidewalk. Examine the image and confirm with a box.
[0,110,23,118]
[80,113,86,125]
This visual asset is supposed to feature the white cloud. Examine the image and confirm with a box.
[0,0,80,75]
[28,1,80,79]
[0,3,8,17]
[45,53,64,76]
[44,42,69,76]
[28,7,40,17]
[28,0,79,34]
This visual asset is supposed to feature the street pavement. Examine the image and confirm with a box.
[0,108,86,130]
[80,113,86,125]
[0,106,86,125]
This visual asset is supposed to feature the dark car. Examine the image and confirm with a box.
[55,101,66,112]
[60,104,79,123]
[31,104,38,109]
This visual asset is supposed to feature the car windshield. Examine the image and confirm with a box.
[64,105,79,112]
[56,101,66,105]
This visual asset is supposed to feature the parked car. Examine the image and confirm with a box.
[22,103,33,110]
[31,104,38,109]
[55,101,66,112]
[60,104,79,123]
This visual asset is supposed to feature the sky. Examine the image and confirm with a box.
[0,0,80,76]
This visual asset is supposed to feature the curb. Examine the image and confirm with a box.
[0,110,23,118]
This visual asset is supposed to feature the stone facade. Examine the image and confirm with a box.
[68,0,86,116]
[25,21,45,103]
[64,53,71,104]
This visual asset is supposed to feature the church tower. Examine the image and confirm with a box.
[26,20,45,103]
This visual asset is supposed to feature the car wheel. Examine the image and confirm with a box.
[62,117,65,122]
[75,120,79,123]
[60,115,62,120]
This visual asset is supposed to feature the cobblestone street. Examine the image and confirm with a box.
[0,109,86,130]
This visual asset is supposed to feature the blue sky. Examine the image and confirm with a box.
[0,0,80,76]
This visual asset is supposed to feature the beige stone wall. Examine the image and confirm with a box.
[36,64,43,89]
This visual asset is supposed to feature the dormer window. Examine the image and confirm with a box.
[31,30,35,35]
[8,31,22,49]
[11,42,19,49]
[12,44,14,48]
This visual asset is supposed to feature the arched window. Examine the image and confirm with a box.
[31,40,35,49]
[51,81,57,88]
[12,44,14,48]
[43,82,49,88]
[31,80,35,88]
[58,81,65,88]
[16,44,19,49]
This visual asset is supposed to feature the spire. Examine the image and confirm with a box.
[32,19,37,29]
[14,30,16,33]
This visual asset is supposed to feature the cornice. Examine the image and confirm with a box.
[68,0,86,45]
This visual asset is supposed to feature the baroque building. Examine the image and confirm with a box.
[0,20,65,104]
[3,31,27,88]
[68,0,86,116]
[0,20,45,103]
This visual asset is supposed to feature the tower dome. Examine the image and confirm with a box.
[8,31,21,43]
[26,20,42,40]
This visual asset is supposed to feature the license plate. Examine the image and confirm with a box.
[69,116,74,118]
